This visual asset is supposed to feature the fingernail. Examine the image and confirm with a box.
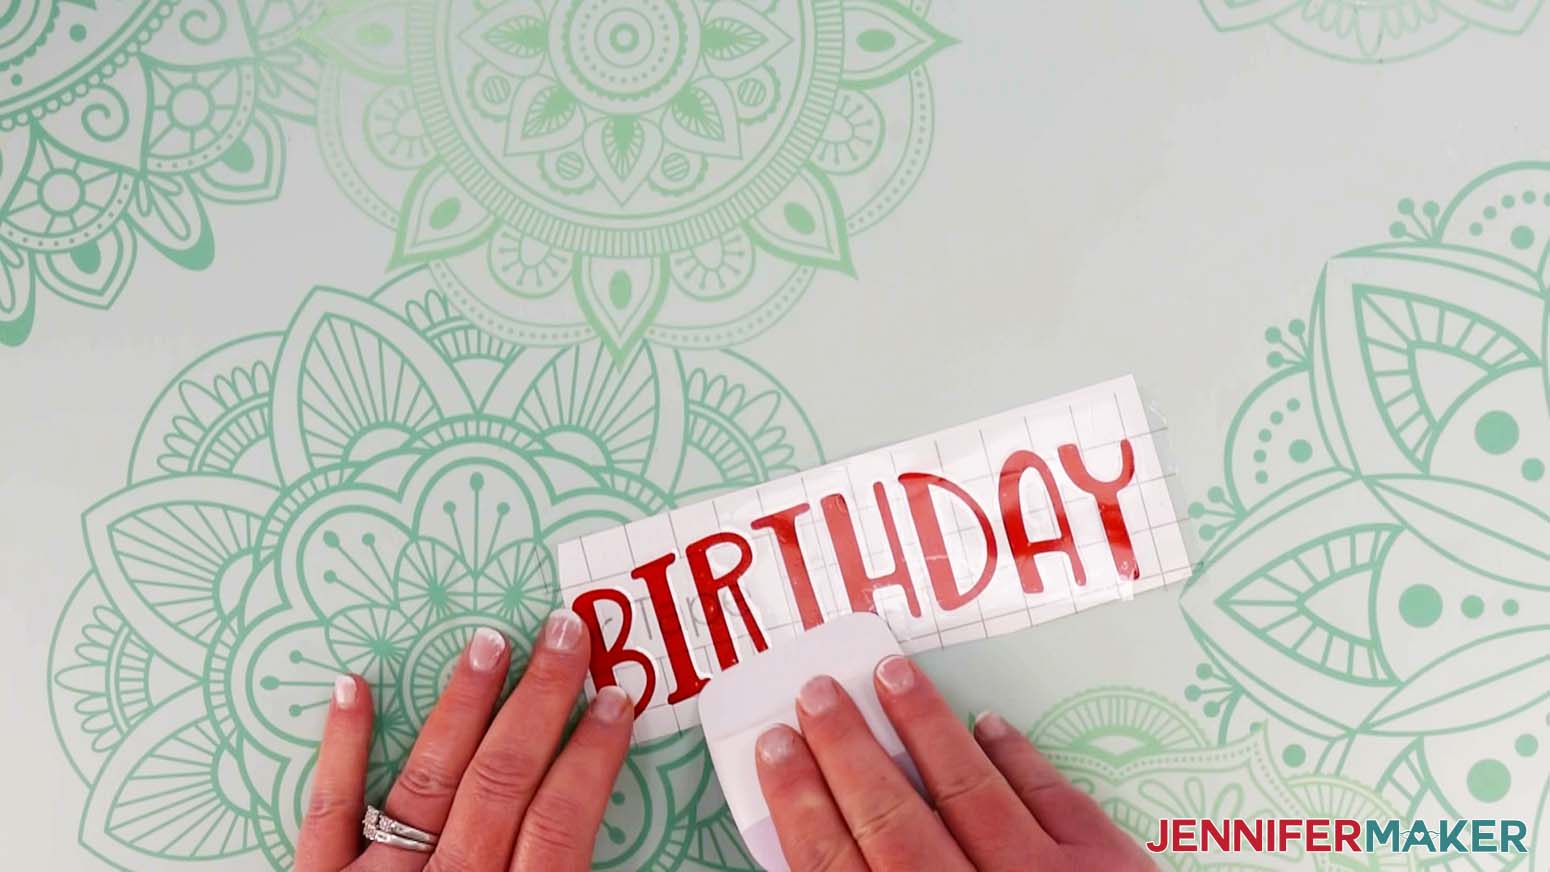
[545,609,584,652]
[757,727,799,765]
[333,675,357,708]
[592,686,633,724]
[974,711,1012,741]
[797,675,840,716]
[875,655,916,695]
[468,627,507,672]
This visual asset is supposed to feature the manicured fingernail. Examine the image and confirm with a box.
[974,711,1012,741]
[545,609,584,652]
[757,727,799,765]
[797,675,840,715]
[468,627,507,672]
[875,655,916,695]
[592,686,632,723]
[333,675,357,708]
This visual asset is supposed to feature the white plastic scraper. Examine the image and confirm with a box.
[698,613,926,872]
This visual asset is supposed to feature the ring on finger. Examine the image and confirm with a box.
[362,805,440,854]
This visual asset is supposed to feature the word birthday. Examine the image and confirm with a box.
[1146,818,1528,855]
[558,377,1191,740]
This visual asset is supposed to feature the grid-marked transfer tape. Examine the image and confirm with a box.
[559,375,1193,742]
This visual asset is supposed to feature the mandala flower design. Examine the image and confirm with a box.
[1201,0,1546,62]
[47,268,822,870]
[307,0,950,356]
[1108,162,1548,864]
[0,0,327,345]
[1029,688,1414,870]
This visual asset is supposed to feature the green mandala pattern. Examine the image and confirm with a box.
[1201,0,1546,62]
[1045,162,1550,867]
[0,0,327,346]
[305,0,949,357]
[46,267,823,870]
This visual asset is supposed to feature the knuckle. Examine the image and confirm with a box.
[424,847,476,872]
[302,787,356,825]
[519,656,579,698]
[519,794,587,858]
[793,837,859,872]
[394,757,461,804]
[847,792,918,849]
[464,748,545,803]
[930,768,1003,812]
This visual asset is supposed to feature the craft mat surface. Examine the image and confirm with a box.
[3,1,1549,869]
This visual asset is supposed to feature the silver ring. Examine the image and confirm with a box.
[363,805,439,853]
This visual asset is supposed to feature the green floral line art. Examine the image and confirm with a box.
[0,0,326,346]
[1042,161,1550,867]
[304,0,950,358]
[1200,0,1546,63]
[1031,687,1417,870]
[46,266,823,871]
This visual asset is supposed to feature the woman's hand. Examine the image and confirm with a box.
[295,610,633,872]
[755,656,1157,871]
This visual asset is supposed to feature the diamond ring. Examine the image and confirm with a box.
[362,805,439,853]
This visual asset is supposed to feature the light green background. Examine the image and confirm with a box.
[4,1,1548,868]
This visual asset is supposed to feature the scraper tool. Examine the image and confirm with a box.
[697,613,926,872]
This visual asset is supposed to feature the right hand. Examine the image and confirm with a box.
[754,655,1156,871]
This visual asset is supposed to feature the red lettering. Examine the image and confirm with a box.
[1171,819,1196,851]
[821,483,922,617]
[1334,819,1360,852]
[572,588,655,715]
[1059,440,1140,580]
[1145,818,1169,853]
[1200,819,1229,852]
[685,532,768,669]
[899,472,998,610]
[1307,819,1331,852]
[1277,819,1301,852]
[998,449,1084,592]
[631,553,707,703]
[1233,819,1263,852]
[750,504,824,629]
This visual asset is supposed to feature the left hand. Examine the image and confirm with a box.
[294,609,633,872]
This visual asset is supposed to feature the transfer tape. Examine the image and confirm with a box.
[558,375,1192,741]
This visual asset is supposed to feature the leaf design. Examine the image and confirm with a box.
[700,0,791,79]
[267,289,475,481]
[747,165,853,273]
[1312,246,1544,475]
[503,77,583,155]
[1439,0,1544,32]
[0,241,35,347]
[84,475,278,674]
[127,176,214,269]
[308,1,410,81]
[36,223,137,309]
[583,117,663,204]
[703,18,764,59]
[484,15,547,58]
[572,255,669,360]
[663,80,740,158]
[194,110,286,204]
[1218,524,1401,687]
[461,0,549,76]
[391,164,498,265]
[1199,0,1303,30]
[1369,474,1550,588]
[79,689,261,867]
[839,0,953,88]
[1365,627,1550,734]
[1182,471,1401,737]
